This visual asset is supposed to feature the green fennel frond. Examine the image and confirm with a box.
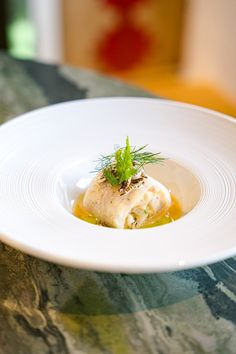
[94,137,166,186]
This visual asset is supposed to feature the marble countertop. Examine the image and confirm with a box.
[0,52,236,354]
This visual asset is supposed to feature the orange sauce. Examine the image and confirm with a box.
[73,193,182,229]
[73,193,98,225]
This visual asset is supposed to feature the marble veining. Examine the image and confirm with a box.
[0,52,236,354]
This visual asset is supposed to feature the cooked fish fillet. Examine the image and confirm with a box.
[83,172,171,229]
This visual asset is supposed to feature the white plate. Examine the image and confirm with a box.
[0,98,236,273]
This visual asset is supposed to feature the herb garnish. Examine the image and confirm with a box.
[95,137,165,187]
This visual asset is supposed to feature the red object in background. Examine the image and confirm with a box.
[98,0,152,71]
[98,23,151,71]
[104,0,146,10]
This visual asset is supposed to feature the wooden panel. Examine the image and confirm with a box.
[62,0,184,73]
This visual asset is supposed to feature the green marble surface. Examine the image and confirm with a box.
[0,52,236,354]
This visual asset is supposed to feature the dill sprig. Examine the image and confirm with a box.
[94,137,166,186]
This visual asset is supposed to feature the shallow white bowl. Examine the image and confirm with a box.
[0,98,235,273]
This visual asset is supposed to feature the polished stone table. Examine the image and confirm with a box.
[0,52,236,354]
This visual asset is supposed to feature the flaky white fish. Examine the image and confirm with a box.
[83,172,171,229]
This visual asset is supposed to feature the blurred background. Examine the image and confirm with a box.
[1,0,236,116]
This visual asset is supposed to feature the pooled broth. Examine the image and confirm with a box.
[73,193,182,229]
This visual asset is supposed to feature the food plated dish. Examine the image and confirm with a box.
[74,136,181,229]
[0,98,235,273]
